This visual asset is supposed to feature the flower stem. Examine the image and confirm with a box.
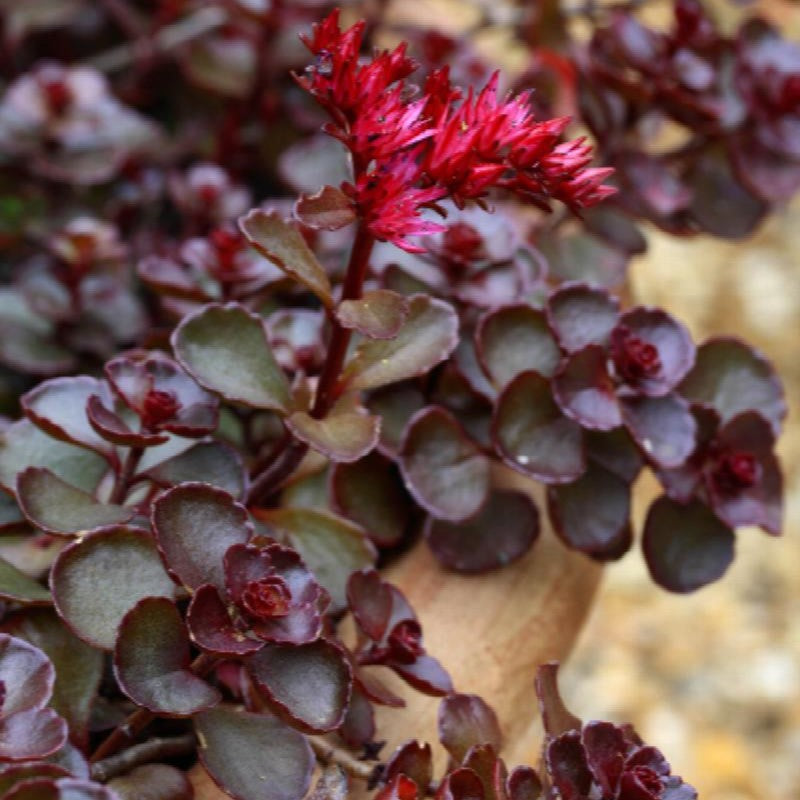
[245,223,375,505]
[308,736,377,782]
[109,446,144,505]
[90,732,196,782]
[312,222,375,418]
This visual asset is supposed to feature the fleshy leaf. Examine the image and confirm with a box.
[384,741,433,790]
[613,308,695,396]
[366,384,426,457]
[538,231,628,288]
[330,453,410,547]
[195,706,314,800]
[425,490,539,573]
[172,303,292,413]
[552,345,622,431]
[506,768,542,800]
[86,395,168,448]
[340,688,375,748]
[583,428,643,483]
[547,463,631,560]
[336,290,410,340]
[341,295,459,392]
[17,468,134,537]
[115,597,221,716]
[187,584,262,656]
[0,558,51,606]
[492,371,585,485]
[1,609,103,749]
[240,209,333,307]
[346,569,392,642]
[546,731,592,800]
[642,496,735,592]
[476,305,560,387]
[400,407,490,523]
[620,394,696,469]
[0,708,68,764]
[0,420,108,496]
[547,283,620,354]
[3,777,118,799]
[392,655,453,697]
[21,377,114,458]
[247,640,352,734]
[151,483,252,591]
[143,441,247,498]
[286,409,380,463]
[438,694,503,763]
[295,185,356,231]
[678,337,786,435]
[253,508,376,612]
[50,527,176,649]
[108,764,194,800]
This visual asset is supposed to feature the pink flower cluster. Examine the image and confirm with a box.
[296,10,615,251]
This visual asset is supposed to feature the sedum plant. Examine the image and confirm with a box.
[0,1,793,798]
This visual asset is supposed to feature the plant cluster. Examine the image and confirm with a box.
[0,0,794,798]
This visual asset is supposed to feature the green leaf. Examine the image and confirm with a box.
[1,608,103,749]
[341,295,459,392]
[286,408,380,463]
[151,483,252,592]
[51,527,176,650]
[17,468,134,536]
[195,706,314,800]
[247,640,352,733]
[399,406,490,523]
[254,508,376,613]
[0,557,51,605]
[336,290,410,340]
[240,209,333,307]
[115,597,221,716]
[0,420,108,496]
[172,303,292,413]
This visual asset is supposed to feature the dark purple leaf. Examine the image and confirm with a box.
[584,428,643,483]
[400,406,490,523]
[187,584,262,657]
[339,687,375,748]
[366,384,426,458]
[462,745,507,800]
[537,231,629,289]
[425,489,539,573]
[115,597,221,715]
[437,768,485,800]
[547,283,620,354]
[346,569,393,642]
[439,694,503,763]
[385,741,433,790]
[678,337,786,436]
[620,394,697,469]
[642,496,735,592]
[581,721,626,796]
[706,412,782,535]
[151,483,252,592]
[492,371,585,485]
[506,768,542,800]
[247,639,352,734]
[476,305,560,388]
[50,526,176,649]
[546,732,592,800]
[581,206,647,256]
[254,508,376,612]
[195,706,314,800]
[331,454,410,548]
[392,655,453,697]
[108,763,194,800]
[552,345,622,431]
[547,463,631,560]
[86,395,168,448]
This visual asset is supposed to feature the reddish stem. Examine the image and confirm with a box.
[312,222,375,418]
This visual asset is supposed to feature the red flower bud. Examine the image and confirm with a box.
[141,389,181,429]
[241,576,292,621]
[387,619,425,665]
[712,450,760,493]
